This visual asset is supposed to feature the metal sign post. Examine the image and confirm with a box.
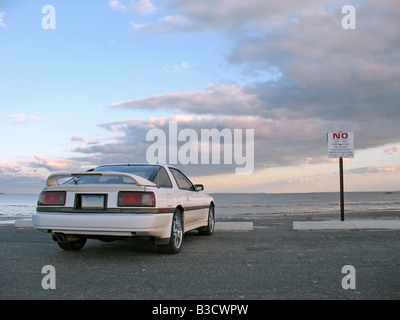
[339,157,345,221]
[327,132,354,221]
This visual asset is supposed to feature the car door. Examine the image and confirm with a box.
[168,167,207,229]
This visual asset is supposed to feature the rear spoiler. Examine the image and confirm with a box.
[46,171,157,187]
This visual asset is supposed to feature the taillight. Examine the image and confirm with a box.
[38,191,66,206]
[117,192,155,207]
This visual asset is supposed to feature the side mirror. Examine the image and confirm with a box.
[195,184,204,191]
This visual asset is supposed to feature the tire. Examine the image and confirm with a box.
[56,237,87,251]
[198,204,215,236]
[158,209,183,254]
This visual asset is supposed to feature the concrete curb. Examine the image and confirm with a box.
[215,222,253,231]
[14,219,34,228]
[13,219,253,232]
[293,220,400,231]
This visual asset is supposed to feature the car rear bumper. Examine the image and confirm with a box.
[32,211,173,239]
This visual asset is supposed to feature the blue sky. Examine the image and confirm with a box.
[1,0,400,194]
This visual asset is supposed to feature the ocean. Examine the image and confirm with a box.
[0,192,399,220]
[213,192,400,219]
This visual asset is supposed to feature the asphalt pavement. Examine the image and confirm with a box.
[0,218,399,300]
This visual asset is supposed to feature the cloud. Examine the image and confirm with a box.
[141,0,400,37]
[110,75,400,148]
[0,162,21,174]
[71,136,86,142]
[384,146,400,154]
[103,3,400,180]
[163,61,190,74]
[109,0,156,15]
[129,14,190,33]
[0,11,6,28]
[348,166,400,175]
[225,2,400,125]
[71,121,150,165]
[23,156,84,172]
[123,0,400,129]
[124,0,400,122]
[129,0,322,33]
[68,114,331,177]
[126,0,358,34]
[0,174,45,194]
[72,142,136,156]
[112,84,261,116]
[0,162,45,194]
[9,114,42,123]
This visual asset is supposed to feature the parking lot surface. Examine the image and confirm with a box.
[0,218,399,300]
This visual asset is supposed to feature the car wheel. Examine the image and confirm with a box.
[56,237,87,251]
[198,204,215,236]
[158,209,183,254]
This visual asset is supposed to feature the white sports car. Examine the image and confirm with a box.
[33,164,215,254]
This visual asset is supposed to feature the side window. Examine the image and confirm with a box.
[169,168,195,191]
[153,167,172,188]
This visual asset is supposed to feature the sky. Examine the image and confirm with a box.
[1,0,400,194]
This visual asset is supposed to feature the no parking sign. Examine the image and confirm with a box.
[327,132,354,158]
[327,131,355,221]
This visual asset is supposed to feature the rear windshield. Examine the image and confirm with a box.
[63,165,159,185]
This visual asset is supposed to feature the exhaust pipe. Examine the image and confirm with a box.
[52,233,80,242]
[52,233,65,242]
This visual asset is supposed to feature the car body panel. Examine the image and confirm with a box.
[33,211,173,238]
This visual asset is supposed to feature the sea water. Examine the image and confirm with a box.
[0,192,399,220]
[213,192,400,218]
